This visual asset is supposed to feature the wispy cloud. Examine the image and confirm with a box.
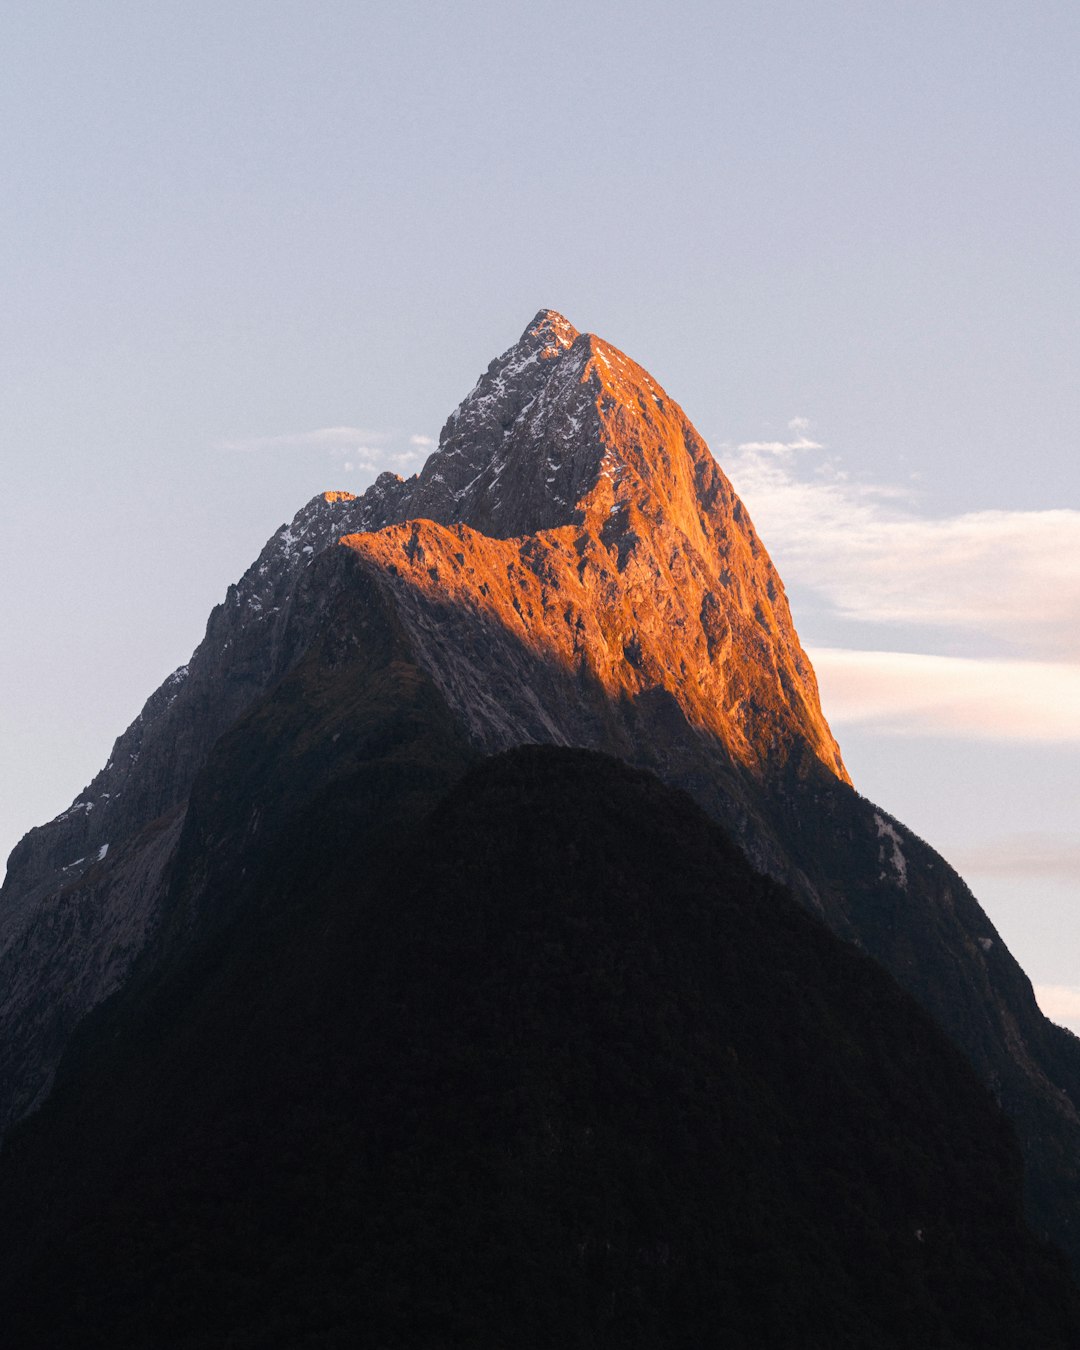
[951,834,1080,881]
[216,426,390,453]
[809,647,1080,742]
[727,422,1079,989]
[1035,986,1080,1032]
[736,416,823,455]
[336,446,431,474]
[214,426,437,478]
[726,430,1080,659]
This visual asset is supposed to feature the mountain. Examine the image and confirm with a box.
[0,310,845,1128]
[1,748,1078,1347]
[2,309,1080,1279]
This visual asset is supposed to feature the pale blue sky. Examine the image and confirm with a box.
[3,3,1078,1021]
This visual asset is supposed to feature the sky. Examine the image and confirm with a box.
[2,3,1077,1026]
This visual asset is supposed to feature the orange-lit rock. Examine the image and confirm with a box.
[339,311,846,785]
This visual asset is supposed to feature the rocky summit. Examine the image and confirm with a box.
[3,311,1080,1289]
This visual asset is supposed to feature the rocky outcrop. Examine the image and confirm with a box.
[0,808,184,1128]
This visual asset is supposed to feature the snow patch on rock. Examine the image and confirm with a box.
[874,812,908,888]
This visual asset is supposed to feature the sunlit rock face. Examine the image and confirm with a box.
[2,312,1080,1281]
[342,309,847,787]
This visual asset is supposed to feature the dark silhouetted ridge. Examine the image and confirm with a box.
[1,748,1076,1348]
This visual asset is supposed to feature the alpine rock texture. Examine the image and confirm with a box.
[3,311,1080,1273]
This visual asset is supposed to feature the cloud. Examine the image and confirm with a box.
[1034,986,1080,1031]
[214,426,435,479]
[737,437,823,454]
[354,447,429,473]
[725,436,1080,659]
[216,426,389,453]
[951,834,1080,881]
[736,415,823,455]
[808,647,1080,742]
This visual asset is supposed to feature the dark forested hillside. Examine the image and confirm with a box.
[0,747,1075,1348]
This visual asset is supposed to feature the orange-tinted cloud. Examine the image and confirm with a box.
[1035,986,1080,1034]
[808,647,1080,742]
[952,833,1080,881]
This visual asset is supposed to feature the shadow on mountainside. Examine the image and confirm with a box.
[0,742,1078,1348]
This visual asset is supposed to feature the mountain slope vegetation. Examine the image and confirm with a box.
[0,747,1075,1348]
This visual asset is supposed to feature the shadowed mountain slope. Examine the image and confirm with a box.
[1,747,1077,1349]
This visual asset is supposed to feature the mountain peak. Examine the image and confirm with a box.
[520,308,580,358]
[333,311,849,785]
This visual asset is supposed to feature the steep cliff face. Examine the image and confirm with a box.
[3,490,365,908]
[2,311,1080,1274]
[343,311,846,787]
